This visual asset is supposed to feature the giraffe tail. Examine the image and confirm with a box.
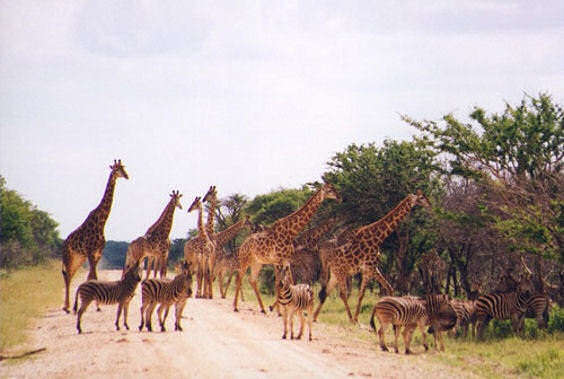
[319,284,327,303]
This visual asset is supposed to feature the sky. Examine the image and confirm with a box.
[1,0,563,241]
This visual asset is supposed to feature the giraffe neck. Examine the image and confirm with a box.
[356,195,415,244]
[213,218,246,246]
[197,205,209,241]
[205,197,217,237]
[145,198,177,238]
[295,218,336,249]
[85,171,118,228]
[271,188,326,241]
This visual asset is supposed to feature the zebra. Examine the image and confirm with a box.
[139,261,193,332]
[370,296,429,354]
[424,294,458,351]
[277,265,314,341]
[449,299,477,338]
[370,294,457,354]
[518,294,551,333]
[475,273,535,339]
[73,261,142,334]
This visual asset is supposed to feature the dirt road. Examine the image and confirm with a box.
[2,270,468,378]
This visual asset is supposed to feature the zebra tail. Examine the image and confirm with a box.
[369,305,377,330]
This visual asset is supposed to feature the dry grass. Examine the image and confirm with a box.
[0,260,64,352]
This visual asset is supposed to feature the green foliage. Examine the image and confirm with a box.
[100,240,128,269]
[324,139,441,293]
[0,177,61,269]
[245,186,313,226]
[548,304,564,333]
[405,93,564,276]
[168,238,186,267]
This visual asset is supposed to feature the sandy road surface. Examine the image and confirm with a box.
[2,270,469,378]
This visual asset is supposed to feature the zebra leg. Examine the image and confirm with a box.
[115,304,123,331]
[161,305,171,332]
[139,301,148,331]
[476,316,491,340]
[418,322,429,351]
[76,300,91,334]
[289,310,295,339]
[393,325,400,353]
[146,303,157,332]
[123,300,131,330]
[175,301,185,331]
[402,326,413,354]
[307,304,314,341]
[157,304,166,331]
[296,311,305,340]
[281,307,288,339]
[377,321,389,352]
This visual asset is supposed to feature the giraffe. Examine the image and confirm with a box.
[288,217,337,285]
[212,216,253,298]
[61,159,129,313]
[313,190,432,323]
[202,185,218,297]
[123,190,183,279]
[417,250,446,294]
[233,182,340,313]
[185,196,216,299]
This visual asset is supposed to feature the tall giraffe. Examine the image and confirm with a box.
[123,190,183,279]
[202,185,218,297]
[313,190,432,323]
[233,182,340,313]
[185,196,216,298]
[61,160,129,313]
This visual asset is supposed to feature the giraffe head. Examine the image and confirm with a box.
[321,182,341,202]
[170,190,183,210]
[109,159,129,180]
[411,190,432,209]
[187,196,202,213]
[202,185,217,203]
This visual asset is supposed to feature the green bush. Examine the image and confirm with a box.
[548,304,564,333]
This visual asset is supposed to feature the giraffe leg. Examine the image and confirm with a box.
[87,254,100,281]
[62,251,85,313]
[338,278,355,323]
[145,256,152,279]
[248,263,266,313]
[353,272,372,323]
[373,267,393,296]
[313,271,338,322]
[233,269,244,312]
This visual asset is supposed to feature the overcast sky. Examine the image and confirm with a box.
[1,0,563,241]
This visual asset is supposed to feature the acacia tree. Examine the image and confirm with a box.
[404,93,564,292]
[324,139,441,294]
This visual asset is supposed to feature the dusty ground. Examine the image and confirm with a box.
[2,270,471,378]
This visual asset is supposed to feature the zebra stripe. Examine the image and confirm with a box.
[370,296,429,354]
[450,299,477,338]
[475,281,532,339]
[520,294,551,331]
[277,266,314,341]
[73,262,142,334]
[139,262,193,332]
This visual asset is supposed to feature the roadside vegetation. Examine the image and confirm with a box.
[0,260,64,352]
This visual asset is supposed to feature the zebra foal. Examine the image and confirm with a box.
[277,266,314,341]
[139,261,193,332]
[73,262,142,334]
